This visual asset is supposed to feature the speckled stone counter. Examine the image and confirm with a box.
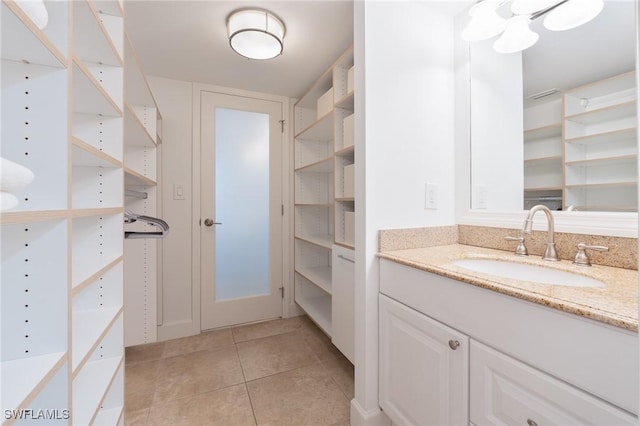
[379,244,638,331]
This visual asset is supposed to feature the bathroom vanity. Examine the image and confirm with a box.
[378,245,638,425]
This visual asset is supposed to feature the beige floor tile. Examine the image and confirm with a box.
[147,384,256,426]
[124,408,149,426]
[162,328,234,358]
[236,330,317,381]
[300,319,342,362]
[125,360,160,412]
[125,342,165,364]
[231,316,306,343]
[247,363,350,426]
[322,352,355,400]
[153,345,244,404]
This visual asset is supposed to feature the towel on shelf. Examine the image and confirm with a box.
[1,157,35,193]
[15,0,49,30]
[0,192,19,211]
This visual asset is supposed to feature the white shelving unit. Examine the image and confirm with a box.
[293,47,355,358]
[1,1,127,424]
[563,71,637,211]
[123,32,162,347]
[523,97,563,210]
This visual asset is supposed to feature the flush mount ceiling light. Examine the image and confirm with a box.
[462,0,604,53]
[227,8,285,60]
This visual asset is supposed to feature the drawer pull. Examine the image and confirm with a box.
[527,420,538,426]
[448,340,460,350]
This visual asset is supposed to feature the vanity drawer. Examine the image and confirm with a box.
[470,340,636,425]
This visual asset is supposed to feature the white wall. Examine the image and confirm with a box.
[147,76,195,340]
[353,2,457,424]
[469,41,523,210]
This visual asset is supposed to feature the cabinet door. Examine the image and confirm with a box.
[379,294,469,426]
[331,245,354,363]
[470,341,637,425]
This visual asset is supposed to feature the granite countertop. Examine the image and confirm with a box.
[379,244,638,331]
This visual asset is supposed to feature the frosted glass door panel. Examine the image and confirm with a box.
[214,107,270,301]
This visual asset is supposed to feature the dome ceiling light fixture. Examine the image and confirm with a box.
[227,8,286,60]
[461,0,604,54]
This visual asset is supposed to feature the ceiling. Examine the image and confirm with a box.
[124,0,354,99]
[523,0,636,98]
[124,1,635,101]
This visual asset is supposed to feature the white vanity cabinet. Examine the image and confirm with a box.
[471,340,637,425]
[379,294,469,425]
[379,258,638,425]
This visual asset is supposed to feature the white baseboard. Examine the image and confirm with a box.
[350,399,391,426]
[157,320,195,341]
[285,301,305,318]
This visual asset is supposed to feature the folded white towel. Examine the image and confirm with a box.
[15,0,49,30]
[0,192,19,211]
[1,157,35,193]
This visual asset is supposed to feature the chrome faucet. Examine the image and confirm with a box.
[523,205,559,261]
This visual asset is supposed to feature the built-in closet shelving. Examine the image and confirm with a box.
[1,0,137,423]
[122,32,162,347]
[522,71,638,212]
[293,47,355,363]
[523,97,563,210]
[562,71,638,211]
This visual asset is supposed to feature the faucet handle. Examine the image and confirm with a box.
[573,243,609,266]
[505,236,528,256]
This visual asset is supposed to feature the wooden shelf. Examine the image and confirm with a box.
[294,284,332,336]
[124,104,157,147]
[0,210,68,224]
[72,306,122,372]
[335,145,355,157]
[295,234,333,250]
[73,0,122,66]
[72,57,122,117]
[295,203,333,208]
[296,267,332,295]
[295,112,334,140]
[125,167,156,186]
[524,123,562,141]
[1,1,67,67]
[335,91,354,111]
[565,100,636,125]
[524,155,562,166]
[72,137,122,168]
[524,186,563,192]
[1,352,66,415]
[93,0,124,17]
[565,181,637,189]
[565,154,637,167]
[564,127,636,145]
[73,355,123,425]
[295,156,334,173]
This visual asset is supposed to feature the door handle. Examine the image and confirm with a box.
[204,218,222,227]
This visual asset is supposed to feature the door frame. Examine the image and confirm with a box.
[191,83,299,334]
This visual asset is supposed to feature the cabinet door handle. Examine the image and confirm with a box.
[337,254,355,264]
[448,340,460,350]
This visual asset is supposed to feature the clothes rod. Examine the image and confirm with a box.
[125,189,148,199]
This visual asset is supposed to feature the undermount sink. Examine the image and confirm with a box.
[449,258,606,288]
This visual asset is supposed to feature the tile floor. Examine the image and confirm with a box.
[124,315,354,426]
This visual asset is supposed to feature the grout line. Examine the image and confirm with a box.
[234,343,259,426]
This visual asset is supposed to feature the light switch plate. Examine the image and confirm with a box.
[425,183,438,209]
[173,184,185,200]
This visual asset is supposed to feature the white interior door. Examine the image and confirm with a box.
[200,91,283,330]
